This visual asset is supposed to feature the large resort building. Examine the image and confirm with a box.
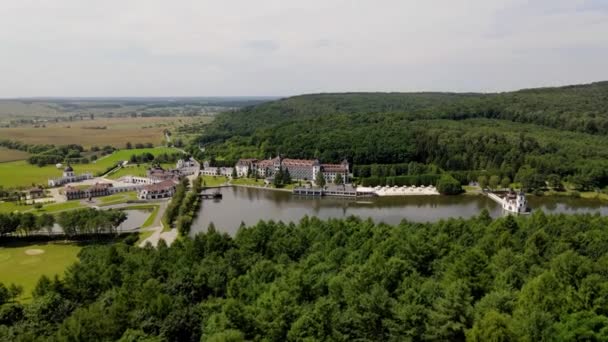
[137,179,178,200]
[235,157,349,184]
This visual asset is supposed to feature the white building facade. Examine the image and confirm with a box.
[234,157,349,184]
[48,166,93,187]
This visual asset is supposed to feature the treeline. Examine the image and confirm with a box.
[128,152,184,165]
[354,162,439,178]
[176,176,203,235]
[27,145,86,167]
[0,139,117,167]
[57,209,127,237]
[0,212,55,237]
[359,173,440,187]
[124,142,154,150]
[3,213,608,340]
[0,209,127,238]
[163,178,190,227]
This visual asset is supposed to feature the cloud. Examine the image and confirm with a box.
[0,0,607,96]
[243,40,280,52]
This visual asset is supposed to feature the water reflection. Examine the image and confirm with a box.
[191,187,608,236]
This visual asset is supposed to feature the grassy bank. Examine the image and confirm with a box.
[202,176,229,187]
[0,242,81,302]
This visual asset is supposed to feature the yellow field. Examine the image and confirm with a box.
[0,116,206,148]
[0,147,30,162]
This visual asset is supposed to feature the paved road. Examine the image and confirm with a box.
[137,200,178,247]
[87,199,177,248]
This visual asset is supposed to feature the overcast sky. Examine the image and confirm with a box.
[1,0,607,97]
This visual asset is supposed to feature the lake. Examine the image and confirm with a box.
[50,209,151,233]
[191,187,608,236]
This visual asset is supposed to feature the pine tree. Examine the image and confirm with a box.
[274,167,284,188]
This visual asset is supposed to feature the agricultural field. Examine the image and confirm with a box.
[0,242,81,301]
[0,147,30,163]
[0,116,208,148]
[0,147,181,188]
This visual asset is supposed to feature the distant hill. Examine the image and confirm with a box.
[0,97,278,123]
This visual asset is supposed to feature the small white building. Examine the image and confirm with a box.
[48,165,93,187]
[176,158,200,176]
[503,191,529,214]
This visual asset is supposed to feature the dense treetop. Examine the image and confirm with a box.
[200,81,608,141]
[2,212,608,341]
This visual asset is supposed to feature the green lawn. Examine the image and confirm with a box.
[0,201,35,214]
[0,200,87,214]
[106,163,175,180]
[202,176,230,187]
[231,178,266,186]
[0,147,181,188]
[580,192,608,201]
[141,205,160,228]
[97,191,138,206]
[0,242,81,302]
[36,201,86,213]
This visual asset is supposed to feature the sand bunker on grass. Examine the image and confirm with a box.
[25,249,45,256]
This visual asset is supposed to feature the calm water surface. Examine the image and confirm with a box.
[51,209,151,233]
[191,187,608,236]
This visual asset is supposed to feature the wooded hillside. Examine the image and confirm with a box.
[193,81,608,190]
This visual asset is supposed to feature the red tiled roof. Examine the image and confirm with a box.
[321,164,347,172]
[282,158,319,166]
[89,183,112,191]
[64,186,82,194]
[143,179,177,192]
[257,160,274,168]
[237,158,258,166]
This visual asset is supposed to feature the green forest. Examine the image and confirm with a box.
[193,82,608,190]
[2,213,608,341]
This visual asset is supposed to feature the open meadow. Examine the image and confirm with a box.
[0,146,181,188]
[0,116,208,148]
[0,242,81,301]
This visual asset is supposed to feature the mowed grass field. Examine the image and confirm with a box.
[0,147,30,163]
[0,116,205,148]
[0,147,181,188]
[0,242,81,301]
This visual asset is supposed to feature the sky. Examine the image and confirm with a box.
[1,0,607,97]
